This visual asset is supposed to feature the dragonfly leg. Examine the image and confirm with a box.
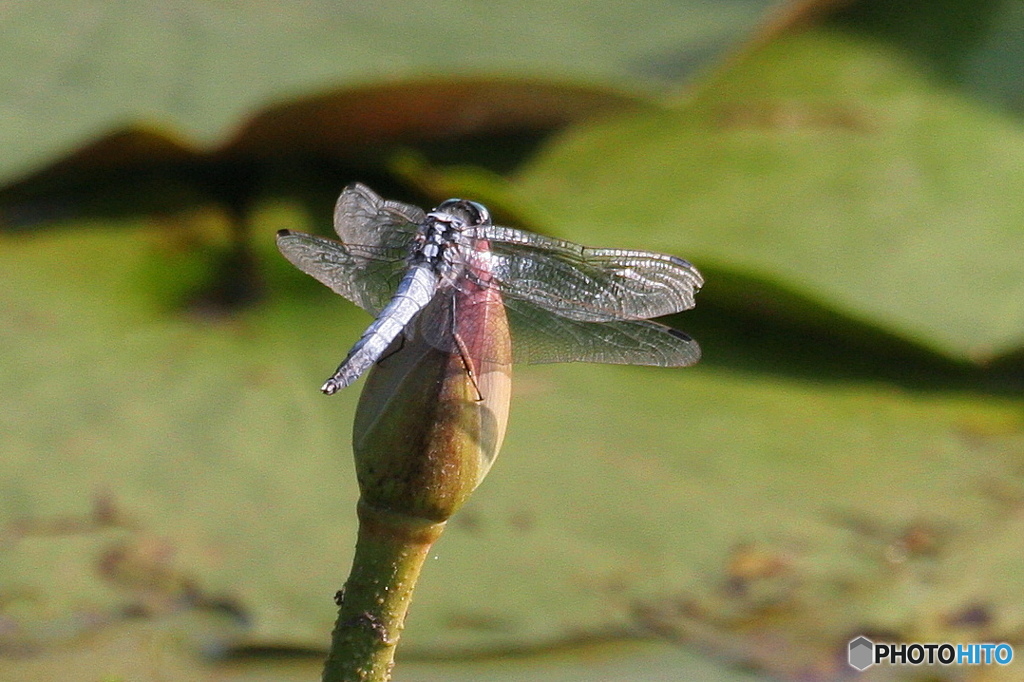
[452,331,484,402]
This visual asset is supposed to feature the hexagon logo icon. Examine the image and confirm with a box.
[849,636,875,670]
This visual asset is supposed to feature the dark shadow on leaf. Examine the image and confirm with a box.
[678,264,1024,394]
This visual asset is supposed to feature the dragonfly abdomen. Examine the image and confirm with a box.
[321,265,440,394]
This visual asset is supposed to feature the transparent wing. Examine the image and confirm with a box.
[333,182,424,254]
[502,296,701,366]
[467,225,703,322]
[413,286,513,368]
[413,286,699,367]
[275,230,407,315]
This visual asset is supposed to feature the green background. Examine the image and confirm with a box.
[2,2,1022,680]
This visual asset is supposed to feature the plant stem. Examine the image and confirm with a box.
[322,500,446,682]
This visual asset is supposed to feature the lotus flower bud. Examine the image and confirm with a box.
[351,270,511,523]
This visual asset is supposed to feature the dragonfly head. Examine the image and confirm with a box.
[429,199,491,227]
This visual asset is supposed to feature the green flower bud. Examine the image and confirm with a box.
[351,285,511,523]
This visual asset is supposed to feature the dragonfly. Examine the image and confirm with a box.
[276,183,703,395]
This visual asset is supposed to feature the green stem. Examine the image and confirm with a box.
[322,500,446,682]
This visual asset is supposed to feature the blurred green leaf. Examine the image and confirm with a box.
[3,199,1023,680]
[960,1,1024,115]
[829,0,1024,116]
[0,0,783,187]
[6,3,1024,682]
[515,28,1024,363]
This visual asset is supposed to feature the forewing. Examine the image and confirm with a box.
[334,182,424,253]
[276,230,407,315]
[469,225,702,322]
[502,296,701,366]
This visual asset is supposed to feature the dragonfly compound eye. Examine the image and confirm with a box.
[432,199,491,227]
[464,201,490,226]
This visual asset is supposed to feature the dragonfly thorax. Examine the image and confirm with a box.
[409,198,493,276]
[409,218,459,270]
